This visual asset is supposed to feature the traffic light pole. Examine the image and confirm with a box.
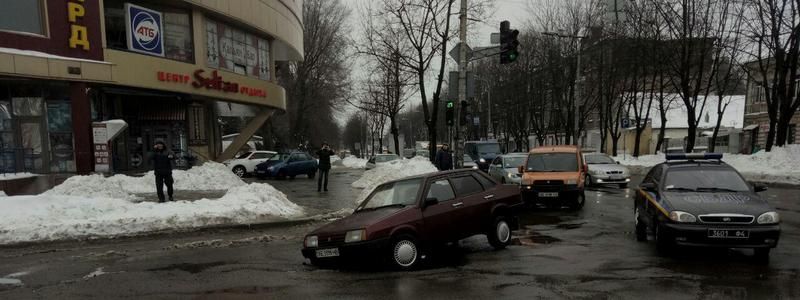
[454,0,467,169]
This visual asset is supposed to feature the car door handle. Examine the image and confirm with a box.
[484,194,495,200]
[452,202,464,208]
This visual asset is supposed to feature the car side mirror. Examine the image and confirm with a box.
[424,197,439,207]
[640,182,657,192]
[753,184,768,193]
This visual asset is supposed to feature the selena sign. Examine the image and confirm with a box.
[125,3,164,57]
[157,70,268,98]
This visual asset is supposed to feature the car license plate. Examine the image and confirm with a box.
[538,192,559,198]
[708,229,749,239]
[315,248,340,258]
[610,175,623,180]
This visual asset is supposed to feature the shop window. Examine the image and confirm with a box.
[0,0,45,35]
[206,19,270,80]
[0,101,13,149]
[104,0,194,63]
[12,97,43,116]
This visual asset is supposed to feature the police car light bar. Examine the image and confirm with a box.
[665,153,723,161]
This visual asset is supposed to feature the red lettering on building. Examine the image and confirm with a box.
[157,70,267,98]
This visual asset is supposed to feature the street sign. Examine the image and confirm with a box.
[490,32,500,44]
[449,42,472,62]
[621,118,631,128]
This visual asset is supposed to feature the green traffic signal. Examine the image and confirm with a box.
[446,101,454,108]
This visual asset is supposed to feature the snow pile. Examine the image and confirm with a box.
[351,157,438,204]
[342,156,368,169]
[0,183,304,244]
[45,162,245,199]
[0,173,38,180]
[0,191,6,197]
[616,145,800,185]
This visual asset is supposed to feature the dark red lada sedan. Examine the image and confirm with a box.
[301,169,523,270]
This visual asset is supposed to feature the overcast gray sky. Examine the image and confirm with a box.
[339,0,530,121]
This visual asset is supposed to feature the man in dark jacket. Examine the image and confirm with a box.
[316,143,335,192]
[150,141,175,202]
[435,144,453,171]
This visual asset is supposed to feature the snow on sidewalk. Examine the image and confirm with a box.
[0,162,304,245]
[341,156,367,169]
[351,157,438,204]
[616,145,800,185]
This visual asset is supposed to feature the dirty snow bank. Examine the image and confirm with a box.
[0,182,303,244]
[351,157,438,204]
[341,156,368,169]
[45,162,245,200]
[616,145,800,185]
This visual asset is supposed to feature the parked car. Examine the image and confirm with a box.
[254,151,318,179]
[584,153,631,188]
[464,141,502,172]
[223,150,277,177]
[365,154,400,170]
[463,154,477,169]
[488,153,527,185]
[634,153,780,260]
[301,169,523,270]
[519,145,587,210]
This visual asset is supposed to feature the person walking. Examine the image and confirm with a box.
[316,143,335,192]
[435,144,453,171]
[150,141,175,202]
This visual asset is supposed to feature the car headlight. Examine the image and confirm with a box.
[345,230,366,243]
[757,212,780,224]
[669,211,697,223]
[590,169,602,175]
[472,166,478,169]
[479,158,486,163]
[566,179,577,185]
[508,173,519,178]
[304,235,318,248]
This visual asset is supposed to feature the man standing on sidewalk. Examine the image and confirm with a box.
[435,144,453,171]
[316,143,335,192]
[150,141,175,202]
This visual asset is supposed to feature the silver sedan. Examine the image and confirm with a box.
[487,153,527,185]
[583,153,631,188]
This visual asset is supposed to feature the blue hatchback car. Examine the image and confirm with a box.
[255,151,319,179]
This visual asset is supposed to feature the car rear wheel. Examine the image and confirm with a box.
[390,235,420,270]
[232,166,246,178]
[488,216,512,250]
[585,175,593,187]
[634,207,647,242]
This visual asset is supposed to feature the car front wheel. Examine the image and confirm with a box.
[568,192,585,210]
[488,216,512,250]
[390,235,420,270]
[232,166,246,178]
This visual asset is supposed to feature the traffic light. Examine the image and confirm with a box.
[459,100,470,126]
[500,21,520,64]
[445,100,455,126]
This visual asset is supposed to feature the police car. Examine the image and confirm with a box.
[634,153,780,259]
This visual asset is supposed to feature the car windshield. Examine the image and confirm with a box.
[664,168,750,192]
[526,153,578,172]
[375,155,399,163]
[504,156,526,168]
[235,152,252,159]
[476,143,501,153]
[358,178,422,210]
[585,154,615,164]
[268,154,290,161]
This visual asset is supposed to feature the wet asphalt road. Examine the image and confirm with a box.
[0,169,799,299]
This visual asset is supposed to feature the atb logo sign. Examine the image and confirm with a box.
[125,3,164,57]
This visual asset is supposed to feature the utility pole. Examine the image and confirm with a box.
[454,0,467,169]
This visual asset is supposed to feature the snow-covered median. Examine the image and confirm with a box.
[341,156,368,169]
[0,162,304,244]
[616,145,800,185]
[351,157,438,204]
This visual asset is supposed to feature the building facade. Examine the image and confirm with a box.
[743,61,799,152]
[0,0,303,174]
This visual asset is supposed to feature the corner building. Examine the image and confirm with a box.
[0,0,302,175]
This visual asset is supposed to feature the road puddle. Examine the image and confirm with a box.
[148,261,230,274]
[512,229,562,246]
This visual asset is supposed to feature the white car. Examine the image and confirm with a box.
[223,150,277,177]
[365,154,400,170]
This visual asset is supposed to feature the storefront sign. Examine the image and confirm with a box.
[68,0,90,50]
[156,70,268,98]
[125,3,165,57]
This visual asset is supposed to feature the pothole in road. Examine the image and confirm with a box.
[148,261,231,274]
[512,231,562,246]
[201,286,275,295]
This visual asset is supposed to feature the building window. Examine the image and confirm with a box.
[104,0,194,63]
[0,0,45,35]
[714,136,729,147]
[206,19,270,80]
[789,124,796,145]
